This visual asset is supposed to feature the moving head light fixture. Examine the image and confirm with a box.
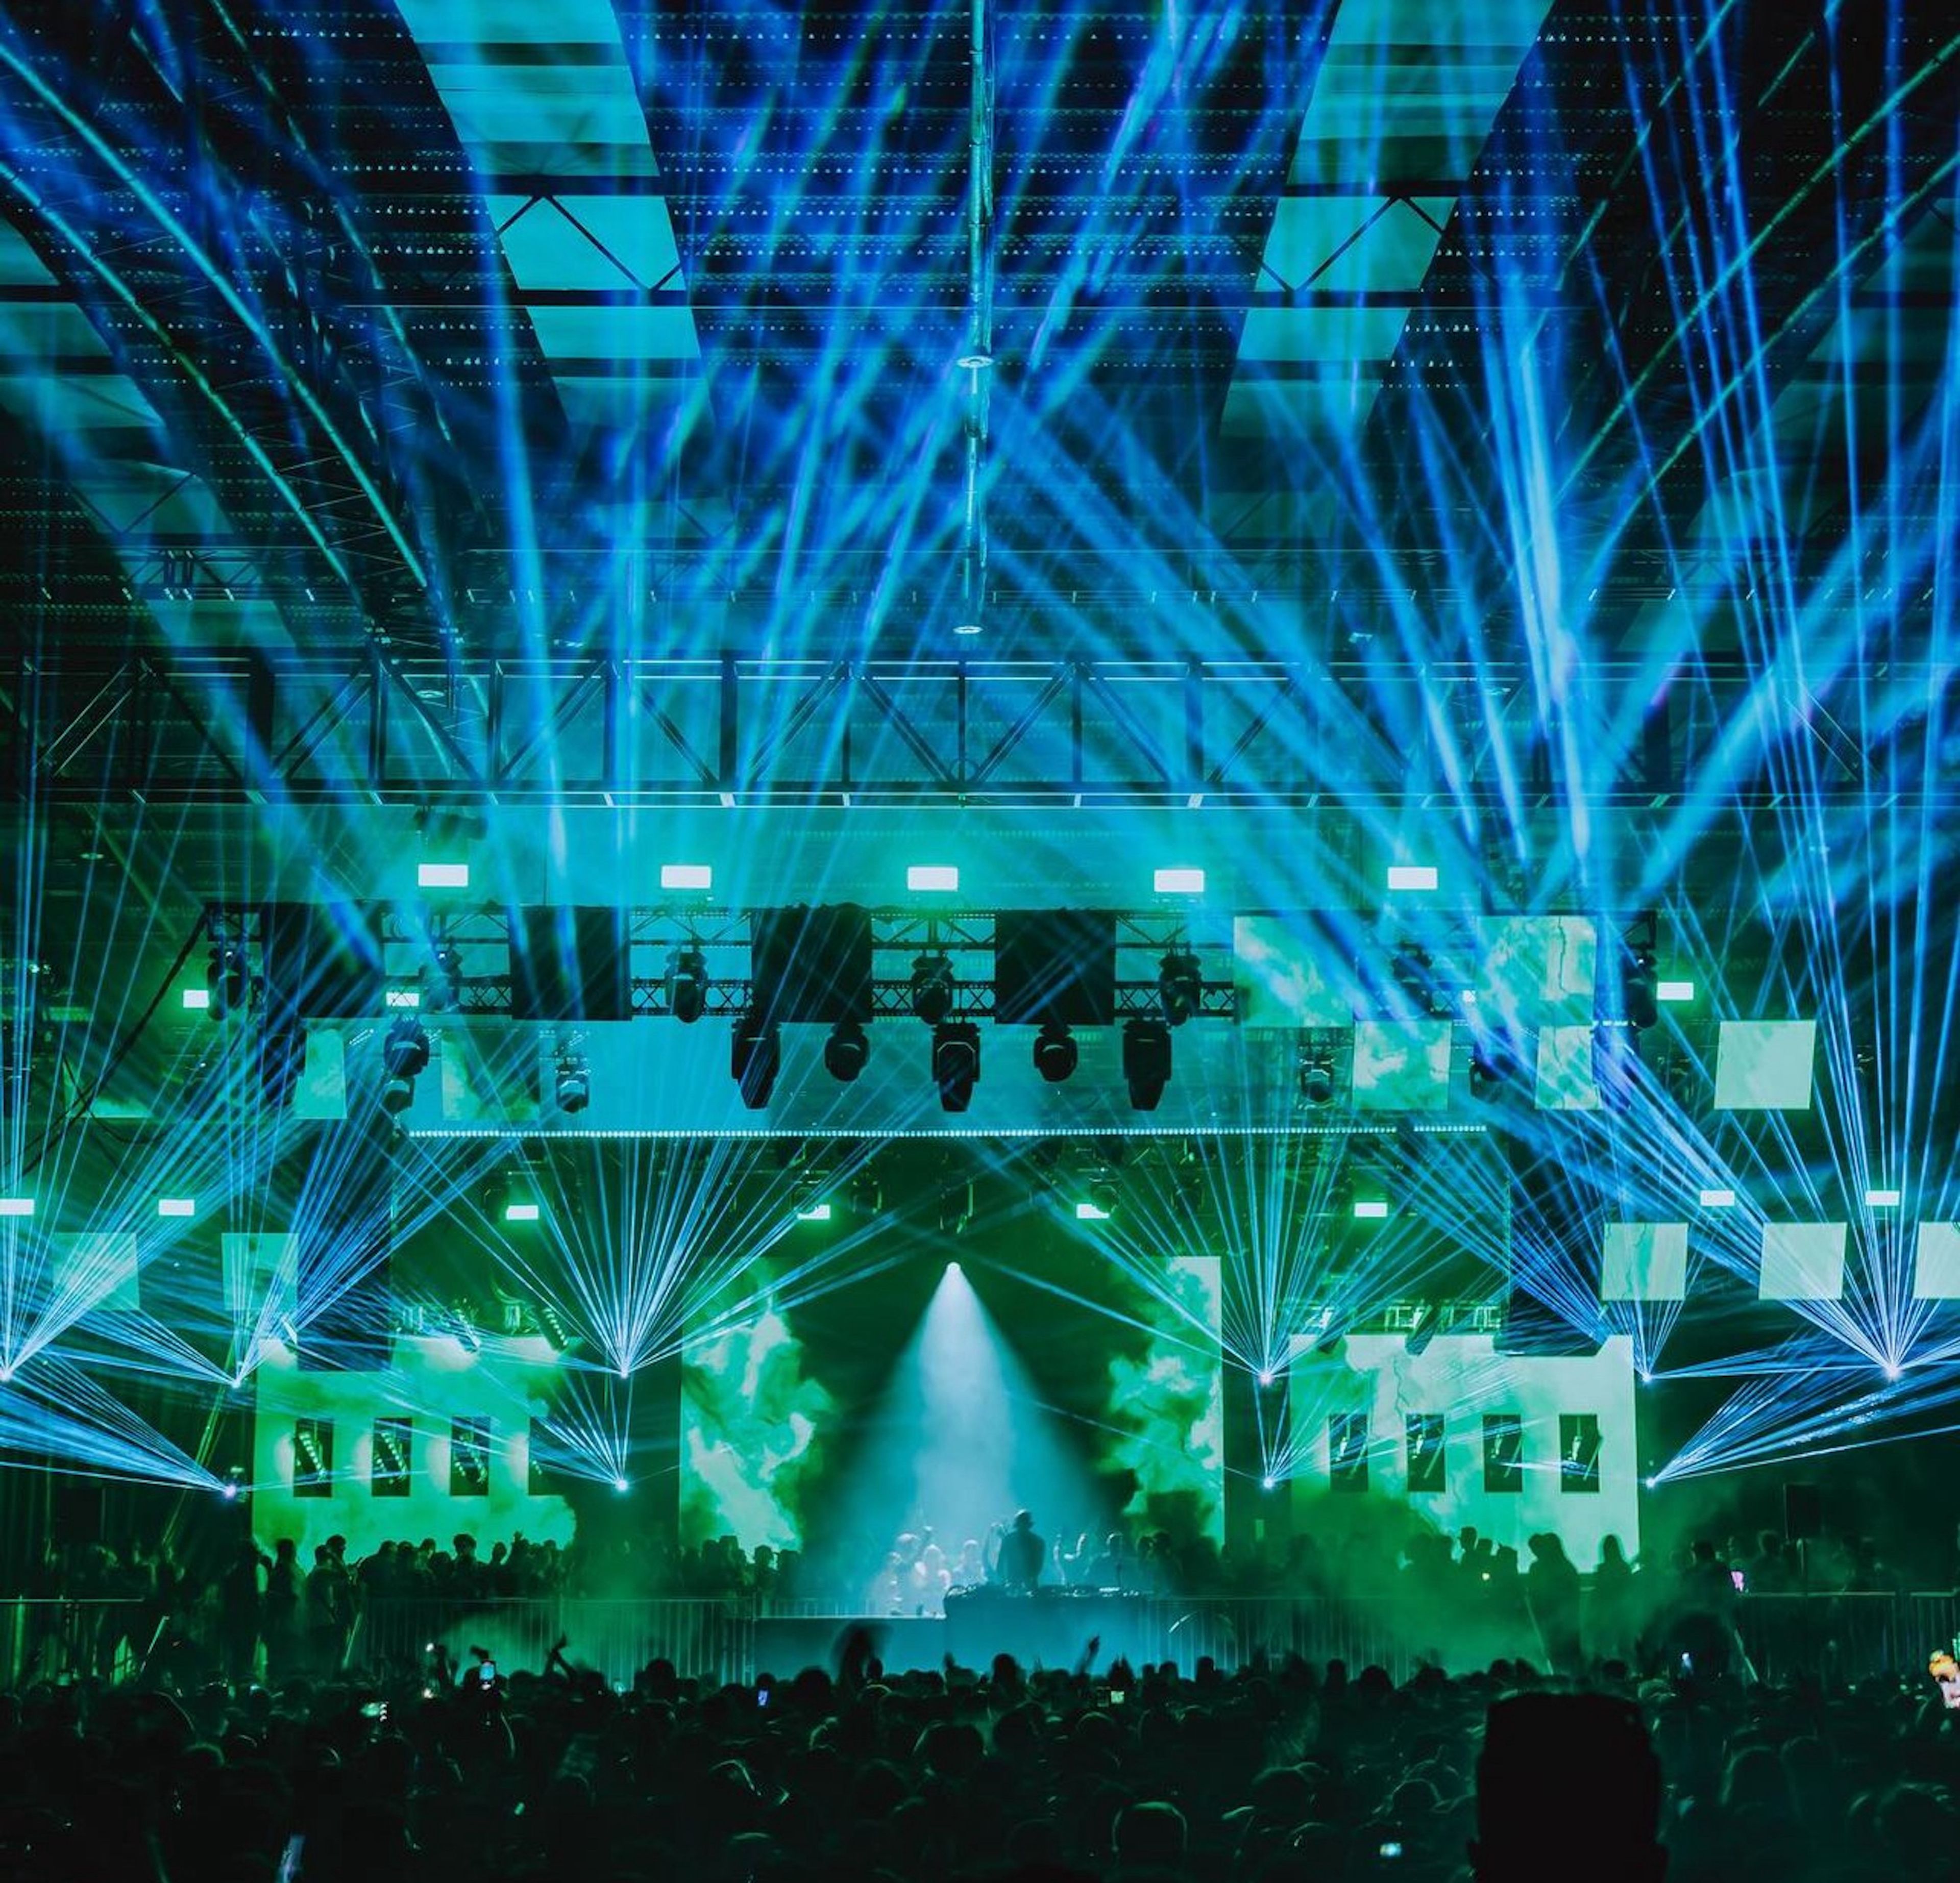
[422,936,463,1014]
[1122,1018,1172,1111]
[380,1014,431,1115]
[667,945,709,1024]
[206,920,252,1020]
[554,1038,590,1115]
[1298,1030,1340,1107]
[932,1020,981,1112]
[1157,946,1204,1027]
[731,1013,780,1111]
[910,951,955,1025]
[824,1019,870,1083]
[1621,910,1659,1033]
[1033,1020,1077,1083]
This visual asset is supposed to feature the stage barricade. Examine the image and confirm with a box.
[4,1591,1955,1689]
[0,1599,150,1685]
[356,1597,749,1689]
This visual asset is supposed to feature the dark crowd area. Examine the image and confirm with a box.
[3,1624,1957,1883]
[4,1519,1953,1882]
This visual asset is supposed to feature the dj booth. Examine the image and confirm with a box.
[752,1590,1177,1680]
[946,1588,1153,1669]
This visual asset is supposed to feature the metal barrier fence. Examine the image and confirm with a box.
[0,1600,151,1687]
[2,1592,1954,1690]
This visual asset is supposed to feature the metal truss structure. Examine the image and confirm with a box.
[206,903,1239,1023]
[8,643,1946,810]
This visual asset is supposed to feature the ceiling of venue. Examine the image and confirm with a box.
[0,2,1955,1096]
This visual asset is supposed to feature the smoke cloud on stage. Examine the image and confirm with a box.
[824,1261,1102,1601]
[680,1300,831,1551]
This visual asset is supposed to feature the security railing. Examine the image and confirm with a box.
[0,1591,1950,1691]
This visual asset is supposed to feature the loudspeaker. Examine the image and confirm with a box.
[993,909,1116,1026]
[750,905,874,1024]
[261,901,384,1021]
[509,906,632,1022]
[1783,1482,1822,1541]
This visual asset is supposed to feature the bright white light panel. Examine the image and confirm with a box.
[1599,1222,1688,1302]
[1475,915,1597,1027]
[293,1027,348,1123]
[1351,1019,1452,1111]
[1757,1222,1847,1301]
[1913,1224,1960,1299]
[1714,1020,1816,1110]
[1534,1024,1600,1111]
[1232,916,1353,1028]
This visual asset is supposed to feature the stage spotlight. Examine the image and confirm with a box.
[554,1051,590,1115]
[380,1014,430,1114]
[613,1476,629,1493]
[945,1259,961,1275]
[1623,949,1658,1031]
[1257,1370,1276,1388]
[731,1014,779,1110]
[206,935,251,1019]
[911,952,955,1025]
[423,941,463,1013]
[1298,1049,1336,1107]
[668,947,709,1024]
[932,1020,981,1111]
[1122,1018,1172,1111]
[1261,1475,1277,1492]
[1158,948,1204,1026]
[823,1019,870,1082]
[1033,1021,1077,1083]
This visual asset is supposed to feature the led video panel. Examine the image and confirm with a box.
[1714,1020,1816,1110]
[1598,1222,1689,1302]
[1232,915,1354,1028]
[1757,1221,1847,1301]
[1912,1223,1960,1299]
[1351,1018,1452,1111]
[1534,1024,1600,1110]
[1476,915,1598,1027]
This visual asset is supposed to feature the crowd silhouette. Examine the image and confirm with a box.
[1,1620,1951,1882]
[0,1523,1950,1880]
